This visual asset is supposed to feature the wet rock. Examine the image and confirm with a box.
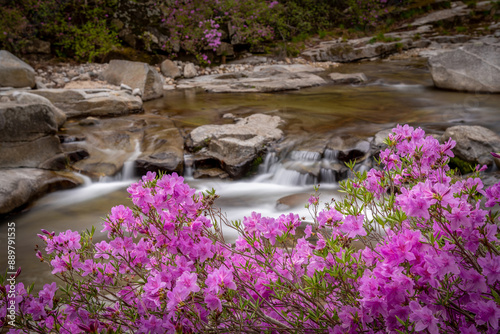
[428,42,500,93]
[0,168,83,215]
[329,72,367,84]
[30,89,143,118]
[0,102,65,169]
[189,114,284,178]
[79,117,101,126]
[68,128,139,178]
[177,67,326,93]
[102,60,163,101]
[442,125,500,166]
[193,168,229,179]
[371,128,393,153]
[327,136,371,164]
[276,193,311,210]
[0,50,36,88]
[160,59,181,79]
[135,116,184,176]
[183,63,197,79]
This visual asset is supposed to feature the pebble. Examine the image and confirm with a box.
[132,88,142,97]
[120,83,133,92]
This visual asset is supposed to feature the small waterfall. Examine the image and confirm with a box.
[75,172,93,186]
[290,150,321,161]
[259,151,279,174]
[184,154,194,178]
[122,140,142,180]
[320,168,336,183]
[323,149,338,162]
[271,169,317,186]
[255,150,322,186]
[100,140,142,182]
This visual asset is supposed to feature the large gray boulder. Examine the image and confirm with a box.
[428,43,500,93]
[183,63,197,78]
[177,66,326,93]
[30,89,143,118]
[160,59,181,79]
[442,125,500,166]
[0,50,36,88]
[102,60,163,101]
[0,102,65,169]
[2,91,67,127]
[0,169,83,215]
[189,114,284,178]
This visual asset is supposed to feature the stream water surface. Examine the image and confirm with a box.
[2,58,500,290]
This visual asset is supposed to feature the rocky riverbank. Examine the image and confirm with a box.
[1,0,500,216]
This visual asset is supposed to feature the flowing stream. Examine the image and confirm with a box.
[2,58,500,290]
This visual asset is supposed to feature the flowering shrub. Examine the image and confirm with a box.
[1,125,500,333]
[158,0,280,64]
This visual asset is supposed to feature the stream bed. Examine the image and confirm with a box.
[2,58,500,290]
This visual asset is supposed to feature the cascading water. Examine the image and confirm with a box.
[99,140,142,183]
[253,148,351,187]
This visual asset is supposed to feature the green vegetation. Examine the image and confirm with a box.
[448,156,477,175]
[368,32,401,44]
[0,0,120,62]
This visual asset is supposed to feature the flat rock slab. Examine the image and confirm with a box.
[301,37,430,63]
[0,168,83,215]
[30,89,143,118]
[0,50,36,88]
[252,64,325,73]
[409,5,470,26]
[177,67,326,93]
[409,1,493,27]
[190,113,284,148]
[428,42,500,93]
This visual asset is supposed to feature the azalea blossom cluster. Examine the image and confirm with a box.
[1,125,500,333]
